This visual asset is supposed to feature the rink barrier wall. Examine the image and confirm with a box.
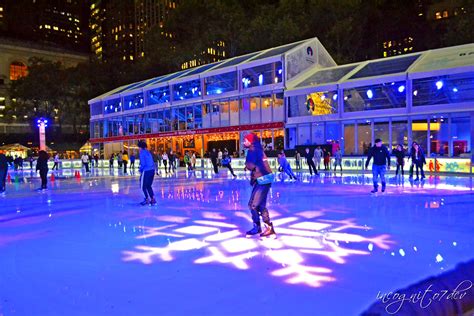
[12,156,473,174]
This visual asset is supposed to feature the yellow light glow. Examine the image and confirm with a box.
[412,122,440,131]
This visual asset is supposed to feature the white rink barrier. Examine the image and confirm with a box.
[13,156,473,174]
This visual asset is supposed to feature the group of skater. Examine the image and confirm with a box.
[134,133,276,238]
[366,139,427,194]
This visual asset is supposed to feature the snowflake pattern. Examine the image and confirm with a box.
[121,208,395,288]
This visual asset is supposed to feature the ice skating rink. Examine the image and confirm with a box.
[1,170,473,315]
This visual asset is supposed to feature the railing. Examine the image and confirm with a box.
[12,156,473,174]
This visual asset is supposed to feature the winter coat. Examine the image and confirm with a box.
[245,141,272,184]
[365,145,391,168]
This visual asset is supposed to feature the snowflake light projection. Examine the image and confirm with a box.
[121,208,395,288]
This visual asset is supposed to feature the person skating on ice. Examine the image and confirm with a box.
[304,147,318,176]
[365,139,390,193]
[333,148,343,173]
[244,133,276,238]
[0,150,8,195]
[392,144,405,178]
[222,148,237,178]
[36,150,50,191]
[278,151,297,180]
[314,146,323,170]
[138,141,156,206]
[408,142,426,181]
[210,148,219,174]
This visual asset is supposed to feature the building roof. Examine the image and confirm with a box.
[286,43,474,95]
[89,37,335,103]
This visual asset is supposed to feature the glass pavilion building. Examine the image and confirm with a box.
[90,38,474,169]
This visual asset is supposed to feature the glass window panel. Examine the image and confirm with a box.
[249,96,261,124]
[374,121,389,145]
[211,102,220,127]
[211,52,260,70]
[242,62,282,89]
[326,122,341,144]
[312,123,325,144]
[173,79,201,101]
[349,54,420,79]
[163,108,171,131]
[297,65,358,87]
[179,107,186,130]
[261,94,273,123]
[240,98,251,125]
[411,118,428,153]
[344,124,355,155]
[252,41,304,60]
[298,124,311,145]
[186,106,195,129]
[104,98,121,114]
[229,99,239,126]
[204,72,237,96]
[219,100,230,127]
[148,86,170,105]
[392,121,408,149]
[202,103,211,128]
[413,72,474,106]
[357,121,372,155]
[90,102,102,116]
[451,116,470,157]
[123,93,144,111]
[273,93,284,121]
[344,81,406,112]
[306,91,338,116]
[194,104,202,129]
[170,108,179,130]
[429,115,449,156]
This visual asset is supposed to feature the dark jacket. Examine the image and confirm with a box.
[365,145,390,168]
[392,149,405,165]
[409,148,426,164]
[304,151,314,161]
[36,153,49,171]
[210,150,218,161]
[0,154,8,171]
[245,141,272,184]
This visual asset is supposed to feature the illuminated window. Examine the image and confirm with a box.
[10,62,28,81]
[442,10,448,18]
[435,11,442,19]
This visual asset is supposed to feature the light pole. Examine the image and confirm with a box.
[37,118,48,151]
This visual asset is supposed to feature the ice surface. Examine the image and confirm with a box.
[0,169,473,315]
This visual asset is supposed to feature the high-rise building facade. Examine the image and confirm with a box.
[0,0,89,53]
[92,0,225,68]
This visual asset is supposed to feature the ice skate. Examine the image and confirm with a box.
[150,198,157,206]
[246,223,262,237]
[140,198,149,206]
[260,222,276,239]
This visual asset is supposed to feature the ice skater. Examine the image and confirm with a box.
[210,148,219,174]
[392,144,405,177]
[278,151,297,180]
[222,149,236,178]
[36,150,50,191]
[304,148,318,176]
[333,148,343,172]
[408,142,426,181]
[244,133,276,238]
[0,150,8,195]
[52,154,60,170]
[314,146,323,170]
[365,139,390,193]
[138,141,156,206]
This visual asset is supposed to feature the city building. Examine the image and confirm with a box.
[0,38,89,143]
[89,37,474,169]
[0,0,89,53]
[91,0,225,66]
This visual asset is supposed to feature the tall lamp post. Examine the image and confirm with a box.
[37,118,48,151]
